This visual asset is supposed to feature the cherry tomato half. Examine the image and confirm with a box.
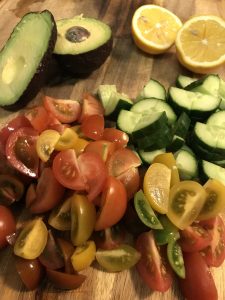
[201,215,225,267]
[78,151,107,201]
[95,176,127,231]
[15,256,44,290]
[44,96,81,123]
[28,168,65,214]
[102,128,129,149]
[179,252,218,300]
[25,106,49,133]
[52,149,86,191]
[84,140,116,162]
[0,174,24,205]
[136,231,173,292]
[117,166,140,201]
[179,223,212,252]
[0,205,16,248]
[79,93,104,122]
[81,114,104,140]
[71,240,96,272]
[0,115,31,155]
[6,127,39,178]
[94,225,127,250]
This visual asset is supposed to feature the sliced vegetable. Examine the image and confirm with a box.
[81,114,104,140]
[167,239,185,279]
[48,197,71,231]
[143,163,171,214]
[14,218,48,259]
[102,128,129,149]
[0,205,16,249]
[134,189,163,229]
[96,244,140,272]
[55,127,78,151]
[154,215,180,245]
[136,79,166,101]
[36,129,60,162]
[0,174,24,205]
[71,240,96,271]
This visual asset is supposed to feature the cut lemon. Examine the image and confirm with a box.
[131,5,182,54]
[175,15,225,73]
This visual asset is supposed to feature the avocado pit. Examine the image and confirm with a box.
[65,26,90,43]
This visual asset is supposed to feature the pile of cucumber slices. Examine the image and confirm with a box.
[97,74,225,186]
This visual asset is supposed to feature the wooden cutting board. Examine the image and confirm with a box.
[0,0,225,299]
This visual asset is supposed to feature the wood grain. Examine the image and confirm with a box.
[0,0,225,299]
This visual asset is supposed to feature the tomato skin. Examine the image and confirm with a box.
[25,106,49,133]
[79,93,104,122]
[84,140,116,162]
[28,168,65,214]
[6,127,39,178]
[15,256,44,290]
[103,128,129,149]
[0,115,31,155]
[106,148,141,177]
[136,231,173,292]
[179,252,218,300]
[44,96,81,123]
[52,149,86,191]
[0,174,24,205]
[179,224,212,252]
[201,216,225,267]
[56,238,74,274]
[95,176,127,231]
[81,114,104,140]
[117,167,140,200]
[0,205,16,248]
[78,152,107,201]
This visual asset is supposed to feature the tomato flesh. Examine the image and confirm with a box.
[25,106,49,133]
[84,140,116,162]
[79,93,104,122]
[201,215,225,267]
[44,96,81,123]
[136,231,173,292]
[52,149,87,190]
[6,127,39,178]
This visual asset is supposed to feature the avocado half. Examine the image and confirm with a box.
[0,10,57,111]
[54,15,113,75]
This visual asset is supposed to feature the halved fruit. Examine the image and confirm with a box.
[175,15,225,73]
[0,10,57,110]
[131,4,182,54]
[54,15,113,74]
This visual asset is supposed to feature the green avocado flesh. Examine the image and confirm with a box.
[0,11,55,107]
[54,16,112,55]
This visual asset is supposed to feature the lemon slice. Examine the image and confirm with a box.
[175,15,225,73]
[131,5,182,54]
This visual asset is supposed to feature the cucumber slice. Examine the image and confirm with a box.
[136,79,166,101]
[176,75,196,88]
[117,110,142,134]
[97,84,117,114]
[219,78,225,110]
[167,135,185,152]
[212,159,225,167]
[138,148,166,165]
[192,142,225,161]
[131,98,177,124]
[175,148,198,180]
[185,74,220,97]
[168,87,220,119]
[207,110,225,129]
[200,160,225,186]
[106,91,133,118]
[193,122,225,155]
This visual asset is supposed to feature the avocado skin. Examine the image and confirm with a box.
[3,10,57,111]
[54,35,113,75]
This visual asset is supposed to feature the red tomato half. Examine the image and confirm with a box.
[136,231,173,292]
[179,252,218,300]
[44,96,81,123]
[78,152,107,201]
[81,114,104,140]
[106,148,142,177]
[28,168,65,214]
[0,115,31,155]
[79,93,104,122]
[52,149,86,190]
[117,167,140,200]
[0,205,16,249]
[84,140,116,162]
[201,215,225,267]
[179,224,212,252]
[25,106,49,133]
[95,176,127,231]
[103,128,129,149]
[6,127,39,178]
